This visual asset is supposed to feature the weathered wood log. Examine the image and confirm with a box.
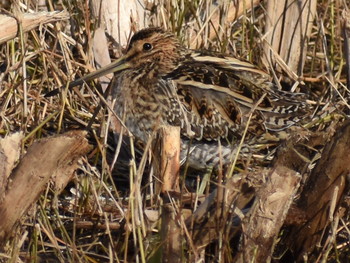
[0,11,69,44]
[286,114,350,259]
[235,166,301,263]
[0,131,91,245]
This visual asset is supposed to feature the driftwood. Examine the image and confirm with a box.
[0,130,91,245]
[286,121,350,259]
[235,166,301,263]
[0,11,69,44]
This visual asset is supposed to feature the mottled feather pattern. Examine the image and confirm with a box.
[107,27,311,168]
[163,52,309,139]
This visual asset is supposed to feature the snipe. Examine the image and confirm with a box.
[50,27,311,169]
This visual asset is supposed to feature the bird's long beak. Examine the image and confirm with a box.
[66,56,130,88]
[45,55,130,97]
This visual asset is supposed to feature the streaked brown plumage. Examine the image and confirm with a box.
[57,27,311,169]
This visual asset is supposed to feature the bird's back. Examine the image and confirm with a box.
[160,51,310,143]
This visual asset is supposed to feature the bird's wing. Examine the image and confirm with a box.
[163,52,309,140]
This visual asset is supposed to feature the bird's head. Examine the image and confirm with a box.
[124,28,184,75]
[67,28,184,88]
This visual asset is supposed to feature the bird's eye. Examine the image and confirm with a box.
[143,43,152,51]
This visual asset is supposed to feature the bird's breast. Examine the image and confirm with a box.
[113,74,169,142]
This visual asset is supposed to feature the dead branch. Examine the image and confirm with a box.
[0,130,91,245]
[287,121,350,259]
[158,126,182,263]
[160,126,181,193]
[236,166,301,263]
[0,11,69,44]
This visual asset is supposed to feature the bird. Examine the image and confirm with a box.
[50,27,311,170]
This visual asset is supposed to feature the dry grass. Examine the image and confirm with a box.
[0,0,349,262]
